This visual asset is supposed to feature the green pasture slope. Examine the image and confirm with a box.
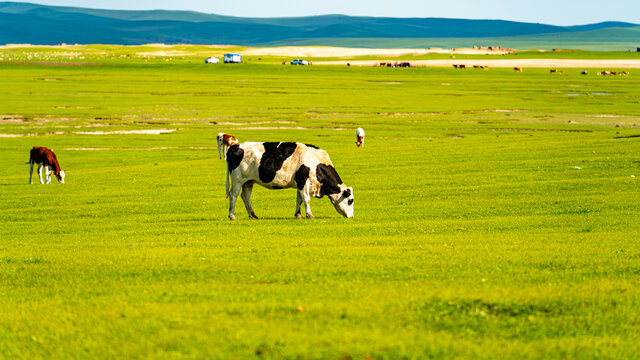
[1,47,640,359]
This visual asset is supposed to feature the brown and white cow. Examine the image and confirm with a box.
[356,127,365,147]
[217,133,239,160]
[225,142,354,220]
[27,146,65,184]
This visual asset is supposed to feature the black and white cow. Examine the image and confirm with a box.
[225,142,354,220]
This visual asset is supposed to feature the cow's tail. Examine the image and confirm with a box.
[225,161,230,199]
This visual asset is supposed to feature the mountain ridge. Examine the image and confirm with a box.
[1,2,638,48]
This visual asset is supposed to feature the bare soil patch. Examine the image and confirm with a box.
[0,129,176,137]
[211,121,295,126]
[242,46,511,58]
[224,126,349,131]
[73,129,176,135]
[64,146,217,151]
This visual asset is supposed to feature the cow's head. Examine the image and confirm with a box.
[329,186,354,218]
[316,163,354,218]
[56,170,65,184]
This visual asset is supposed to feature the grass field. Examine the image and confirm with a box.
[1,47,640,359]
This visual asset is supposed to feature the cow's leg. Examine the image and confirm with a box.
[45,166,52,184]
[37,164,44,184]
[302,184,315,219]
[29,162,34,184]
[295,190,303,219]
[241,181,258,219]
[228,182,243,221]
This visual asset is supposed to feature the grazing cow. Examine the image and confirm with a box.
[217,133,239,160]
[473,65,481,69]
[27,146,65,184]
[452,64,459,69]
[459,64,466,69]
[225,142,354,220]
[514,67,522,72]
[550,69,557,73]
[582,70,588,75]
[356,127,365,147]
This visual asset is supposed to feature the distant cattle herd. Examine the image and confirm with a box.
[454,64,630,76]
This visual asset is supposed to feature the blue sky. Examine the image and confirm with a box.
[9,0,640,25]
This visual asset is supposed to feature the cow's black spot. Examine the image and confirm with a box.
[295,164,310,190]
[342,189,351,198]
[316,163,343,196]
[259,142,297,183]
[272,186,284,190]
[305,144,319,149]
[226,145,244,171]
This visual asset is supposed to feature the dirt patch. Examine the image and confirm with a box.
[0,129,176,137]
[488,128,593,133]
[52,106,94,109]
[0,116,26,123]
[5,61,102,66]
[591,114,625,118]
[142,44,234,49]
[0,133,33,137]
[64,146,217,151]
[471,109,521,113]
[377,112,442,116]
[242,46,511,58]
[136,51,192,57]
[73,129,176,135]
[73,123,119,128]
[225,126,348,131]
[211,121,296,126]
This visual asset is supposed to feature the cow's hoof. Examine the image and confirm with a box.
[249,212,259,219]
[306,214,315,219]
[295,213,302,219]
[229,214,237,221]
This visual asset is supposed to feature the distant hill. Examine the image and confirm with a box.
[1,1,638,49]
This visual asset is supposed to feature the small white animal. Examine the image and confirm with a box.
[217,133,240,160]
[356,127,365,147]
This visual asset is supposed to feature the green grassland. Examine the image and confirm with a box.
[1,47,640,359]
